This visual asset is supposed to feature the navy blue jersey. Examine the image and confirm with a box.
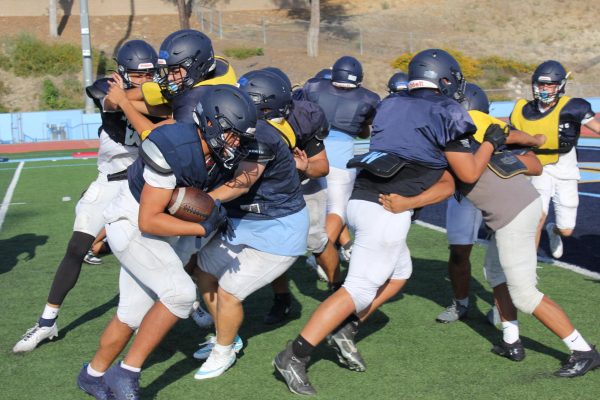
[519,98,594,148]
[287,99,328,157]
[370,90,475,169]
[128,122,212,202]
[298,79,380,136]
[87,78,163,146]
[351,89,475,204]
[226,120,305,220]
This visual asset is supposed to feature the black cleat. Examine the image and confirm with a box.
[554,346,600,378]
[264,294,291,325]
[273,343,316,396]
[492,339,525,362]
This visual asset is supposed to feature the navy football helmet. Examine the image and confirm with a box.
[408,49,466,101]
[532,60,567,105]
[331,56,363,88]
[387,71,409,93]
[157,29,216,99]
[192,85,257,169]
[262,67,292,92]
[115,40,158,88]
[238,70,293,121]
[314,68,332,80]
[461,83,490,114]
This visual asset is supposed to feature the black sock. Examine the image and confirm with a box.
[38,317,56,327]
[342,240,353,250]
[274,292,291,305]
[292,335,314,359]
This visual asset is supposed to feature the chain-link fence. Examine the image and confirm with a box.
[194,7,600,99]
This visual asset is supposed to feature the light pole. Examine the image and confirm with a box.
[80,0,95,113]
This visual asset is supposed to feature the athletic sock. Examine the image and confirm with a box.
[214,342,234,355]
[455,297,469,308]
[341,240,353,251]
[38,305,59,327]
[120,362,141,373]
[563,329,592,352]
[87,364,105,377]
[292,335,314,359]
[501,320,520,344]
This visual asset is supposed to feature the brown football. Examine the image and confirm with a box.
[166,187,215,223]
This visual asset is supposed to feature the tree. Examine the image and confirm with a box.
[307,0,320,57]
[177,0,190,29]
[49,0,58,37]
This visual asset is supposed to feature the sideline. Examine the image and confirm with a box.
[0,161,24,231]
[413,220,600,280]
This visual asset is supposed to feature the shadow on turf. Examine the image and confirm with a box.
[0,233,48,275]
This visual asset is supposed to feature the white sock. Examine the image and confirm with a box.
[87,364,104,377]
[41,304,59,320]
[563,329,592,352]
[455,297,469,308]
[501,320,520,344]
[214,342,234,355]
[120,362,141,373]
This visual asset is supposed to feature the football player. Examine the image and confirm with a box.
[76,85,257,400]
[272,49,503,395]
[190,71,310,380]
[435,83,545,324]
[243,68,335,325]
[12,39,159,354]
[296,56,381,290]
[510,60,600,258]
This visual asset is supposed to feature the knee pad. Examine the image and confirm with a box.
[344,283,378,314]
[507,284,544,315]
[160,280,197,319]
[117,308,146,331]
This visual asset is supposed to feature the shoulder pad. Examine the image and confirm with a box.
[244,139,275,163]
[140,138,172,174]
[85,78,110,100]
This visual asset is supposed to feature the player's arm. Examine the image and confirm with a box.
[515,151,543,176]
[209,160,266,203]
[445,141,494,184]
[296,136,329,178]
[138,183,207,237]
[378,170,455,214]
[506,129,546,147]
[584,117,600,135]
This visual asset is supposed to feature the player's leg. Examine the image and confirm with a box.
[437,196,482,323]
[14,177,122,353]
[546,178,578,258]
[530,172,552,249]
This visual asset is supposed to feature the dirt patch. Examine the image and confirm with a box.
[1,1,600,112]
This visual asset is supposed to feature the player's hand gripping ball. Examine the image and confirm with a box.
[167,187,215,223]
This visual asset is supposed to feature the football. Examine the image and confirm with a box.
[167,187,215,223]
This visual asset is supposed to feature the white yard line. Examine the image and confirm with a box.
[413,219,600,280]
[0,161,24,231]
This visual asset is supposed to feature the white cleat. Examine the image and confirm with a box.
[194,347,236,380]
[546,222,563,259]
[13,323,58,353]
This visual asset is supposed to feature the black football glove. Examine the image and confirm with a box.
[198,200,227,237]
[220,215,236,241]
[483,123,508,151]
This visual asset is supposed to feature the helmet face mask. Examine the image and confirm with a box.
[157,30,216,100]
[531,60,567,106]
[192,86,257,170]
[408,49,466,101]
[115,40,158,89]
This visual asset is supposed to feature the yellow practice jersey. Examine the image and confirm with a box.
[468,110,508,143]
[510,96,570,165]
[267,119,297,149]
[141,57,237,107]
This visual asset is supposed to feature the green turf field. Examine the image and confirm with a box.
[0,158,599,399]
